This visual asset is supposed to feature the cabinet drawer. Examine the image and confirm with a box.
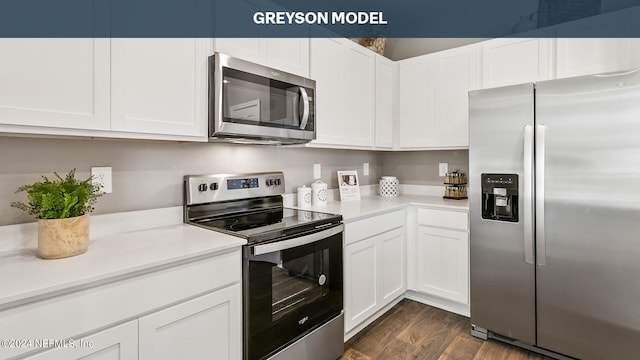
[345,210,404,245]
[417,208,468,231]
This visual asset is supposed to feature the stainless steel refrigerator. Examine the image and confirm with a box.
[469,70,640,360]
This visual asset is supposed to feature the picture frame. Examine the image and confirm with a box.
[337,170,361,202]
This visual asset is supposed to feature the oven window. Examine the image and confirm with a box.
[222,67,314,131]
[245,230,342,360]
[272,247,330,321]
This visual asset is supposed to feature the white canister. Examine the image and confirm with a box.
[379,176,399,197]
[297,185,312,208]
[311,180,328,206]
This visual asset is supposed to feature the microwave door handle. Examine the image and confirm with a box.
[299,87,310,130]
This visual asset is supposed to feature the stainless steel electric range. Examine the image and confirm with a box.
[184,172,344,360]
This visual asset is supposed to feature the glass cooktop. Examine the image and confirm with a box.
[194,207,342,244]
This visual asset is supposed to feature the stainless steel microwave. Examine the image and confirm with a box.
[209,53,316,144]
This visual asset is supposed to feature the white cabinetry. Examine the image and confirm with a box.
[309,38,375,149]
[407,207,469,316]
[417,226,468,304]
[433,45,479,148]
[0,38,209,141]
[214,38,310,77]
[25,321,138,360]
[556,38,640,78]
[374,55,396,149]
[344,210,405,338]
[397,54,436,149]
[397,44,478,149]
[0,250,242,360]
[139,285,242,360]
[481,38,554,88]
[0,39,110,131]
[111,38,209,138]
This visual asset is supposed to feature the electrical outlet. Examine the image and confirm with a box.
[438,163,448,177]
[363,162,369,176]
[91,167,112,194]
[313,163,321,179]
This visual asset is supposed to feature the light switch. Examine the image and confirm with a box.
[363,162,369,176]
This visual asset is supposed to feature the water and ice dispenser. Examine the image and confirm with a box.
[481,174,518,222]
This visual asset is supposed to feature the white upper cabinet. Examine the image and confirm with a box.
[397,44,478,149]
[374,55,396,149]
[554,8,640,79]
[309,38,375,148]
[110,39,209,138]
[433,44,479,148]
[397,54,436,149]
[481,38,554,88]
[214,38,310,77]
[556,38,640,79]
[0,39,110,131]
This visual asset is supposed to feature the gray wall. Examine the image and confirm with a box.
[1,137,383,226]
[381,150,469,186]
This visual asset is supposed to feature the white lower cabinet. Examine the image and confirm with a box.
[2,250,242,360]
[139,285,242,360]
[417,226,468,304]
[407,207,470,316]
[344,211,405,336]
[25,321,138,360]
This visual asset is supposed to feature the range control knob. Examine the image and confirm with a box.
[266,179,274,186]
[197,183,208,192]
[274,178,282,186]
[210,182,219,191]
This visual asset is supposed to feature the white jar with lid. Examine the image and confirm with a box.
[311,180,328,206]
[297,185,312,208]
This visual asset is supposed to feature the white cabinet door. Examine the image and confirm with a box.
[417,226,469,305]
[344,235,379,332]
[310,38,343,145]
[310,38,375,148]
[481,38,553,88]
[344,227,405,332]
[214,38,310,77]
[139,284,242,360]
[266,38,310,78]
[380,228,405,303]
[397,54,436,149]
[556,38,640,78]
[433,45,479,148]
[374,55,395,149]
[0,38,110,131]
[342,42,375,147]
[110,38,209,138]
[25,321,138,360]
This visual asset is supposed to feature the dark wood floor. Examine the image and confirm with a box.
[343,299,553,360]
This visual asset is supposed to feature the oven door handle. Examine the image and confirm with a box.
[252,224,344,255]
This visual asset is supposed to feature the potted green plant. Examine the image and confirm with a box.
[11,169,104,259]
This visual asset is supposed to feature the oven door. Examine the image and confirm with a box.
[243,224,343,360]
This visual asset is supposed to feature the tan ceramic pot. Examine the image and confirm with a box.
[37,214,89,259]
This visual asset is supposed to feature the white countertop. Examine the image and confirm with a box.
[294,194,469,223]
[0,224,245,309]
[0,189,467,309]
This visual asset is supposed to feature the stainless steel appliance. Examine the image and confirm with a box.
[184,172,344,360]
[469,70,640,359]
[209,53,316,144]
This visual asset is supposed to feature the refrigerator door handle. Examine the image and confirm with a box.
[536,124,547,266]
[523,125,534,265]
